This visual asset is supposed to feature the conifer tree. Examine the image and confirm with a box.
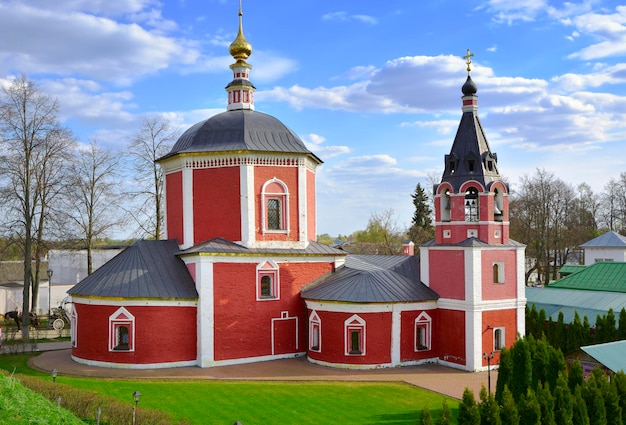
[537,382,556,425]
[479,385,501,425]
[568,360,584,393]
[519,389,542,425]
[437,399,452,425]
[605,309,617,342]
[584,372,608,425]
[458,388,480,425]
[407,183,434,244]
[495,347,512,404]
[572,386,590,425]
[554,372,574,425]
[546,344,566,391]
[591,368,623,425]
[618,308,626,340]
[530,335,547,389]
[511,338,533,401]
[500,386,520,425]
[613,372,626,420]
[420,406,434,425]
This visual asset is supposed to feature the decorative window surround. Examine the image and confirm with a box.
[261,178,289,234]
[257,260,280,300]
[108,307,135,352]
[344,315,366,356]
[309,311,321,352]
[414,312,432,351]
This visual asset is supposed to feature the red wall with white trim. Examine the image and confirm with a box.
[481,308,518,365]
[213,261,333,361]
[193,167,241,243]
[434,309,466,366]
[72,303,197,365]
[481,250,517,300]
[428,250,465,300]
[254,166,300,241]
[307,309,392,365]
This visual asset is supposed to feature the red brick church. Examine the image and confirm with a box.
[68,9,525,371]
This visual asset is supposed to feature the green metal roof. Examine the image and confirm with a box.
[581,340,626,373]
[548,262,626,293]
[558,264,586,276]
[526,287,626,323]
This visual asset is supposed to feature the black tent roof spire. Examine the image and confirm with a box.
[439,49,501,193]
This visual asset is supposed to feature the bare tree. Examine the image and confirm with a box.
[599,173,626,234]
[0,75,74,336]
[67,139,123,275]
[509,169,593,283]
[127,116,178,240]
[351,209,406,255]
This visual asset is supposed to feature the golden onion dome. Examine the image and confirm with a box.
[229,9,252,62]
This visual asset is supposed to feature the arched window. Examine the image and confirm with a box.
[344,315,366,356]
[262,179,289,233]
[494,327,505,351]
[465,187,479,222]
[494,188,504,222]
[109,307,135,352]
[257,260,280,300]
[309,311,321,352]
[441,189,451,222]
[414,312,432,351]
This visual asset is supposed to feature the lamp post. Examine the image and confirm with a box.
[132,391,141,425]
[483,351,495,396]
[47,269,53,319]
[51,368,58,402]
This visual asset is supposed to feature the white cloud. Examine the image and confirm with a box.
[321,11,377,24]
[567,6,626,60]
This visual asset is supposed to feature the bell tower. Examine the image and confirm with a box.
[420,50,526,372]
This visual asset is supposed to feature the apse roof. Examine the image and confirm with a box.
[160,109,321,163]
[580,231,626,248]
[68,240,198,299]
[301,255,439,303]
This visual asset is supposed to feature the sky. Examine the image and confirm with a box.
[0,0,625,239]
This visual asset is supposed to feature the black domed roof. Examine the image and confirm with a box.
[462,75,477,95]
[161,109,320,162]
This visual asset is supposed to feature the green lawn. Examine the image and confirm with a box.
[0,353,459,424]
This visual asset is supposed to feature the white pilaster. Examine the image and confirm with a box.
[391,307,401,365]
[182,168,194,249]
[195,258,215,367]
[240,164,255,246]
[298,165,307,242]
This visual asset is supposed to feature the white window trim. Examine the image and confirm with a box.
[493,262,505,284]
[344,314,366,356]
[70,307,78,348]
[261,178,289,234]
[494,327,505,351]
[309,311,321,352]
[414,312,432,352]
[256,260,280,300]
[108,307,135,352]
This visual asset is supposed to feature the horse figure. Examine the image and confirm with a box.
[4,311,38,330]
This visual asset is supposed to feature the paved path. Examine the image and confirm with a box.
[28,347,497,400]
